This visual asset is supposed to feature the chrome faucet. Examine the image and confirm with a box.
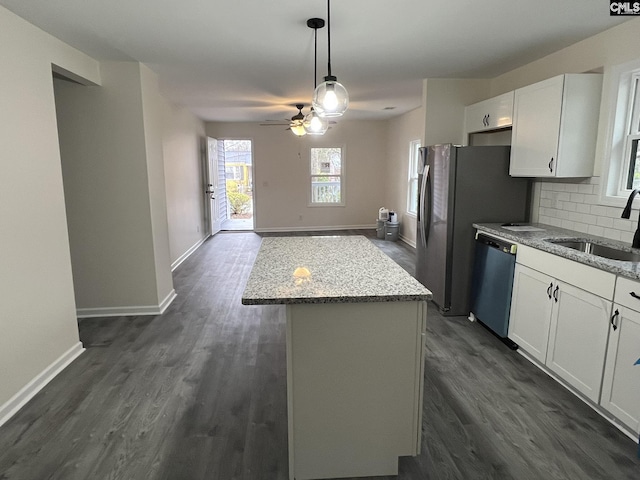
[622,189,640,248]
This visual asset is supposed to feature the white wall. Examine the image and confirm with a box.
[161,103,207,266]
[54,62,174,315]
[0,6,99,412]
[423,78,490,147]
[385,107,425,245]
[139,64,175,302]
[490,17,640,177]
[488,18,640,242]
[385,78,490,246]
[207,121,388,231]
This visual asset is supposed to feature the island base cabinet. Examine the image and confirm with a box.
[601,306,640,435]
[546,282,611,403]
[286,301,426,480]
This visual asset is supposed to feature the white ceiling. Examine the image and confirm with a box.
[1,0,629,122]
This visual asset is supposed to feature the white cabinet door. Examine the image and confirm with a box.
[546,281,611,403]
[509,74,602,178]
[509,264,554,363]
[510,76,564,177]
[601,305,640,434]
[464,92,514,134]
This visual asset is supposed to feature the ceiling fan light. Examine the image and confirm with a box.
[290,120,307,137]
[303,108,329,135]
[313,77,348,117]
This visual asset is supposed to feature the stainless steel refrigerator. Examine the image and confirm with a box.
[416,144,530,316]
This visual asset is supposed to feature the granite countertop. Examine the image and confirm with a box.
[241,236,432,305]
[474,222,640,280]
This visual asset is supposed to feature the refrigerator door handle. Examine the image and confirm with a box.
[419,165,430,248]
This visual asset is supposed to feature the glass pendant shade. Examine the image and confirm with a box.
[303,108,329,135]
[312,76,348,117]
[290,120,307,137]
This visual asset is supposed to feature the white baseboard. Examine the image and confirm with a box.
[76,289,177,318]
[255,224,375,233]
[159,289,177,314]
[0,342,84,428]
[400,234,416,248]
[171,236,208,272]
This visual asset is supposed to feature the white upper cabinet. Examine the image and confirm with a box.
[509,74,602,178]
[464,91,514,135]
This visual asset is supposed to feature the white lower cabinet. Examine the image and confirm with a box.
[546,281,611,403]
[509,264,553,363]
[510,263,611,402]
[600,304,640,434]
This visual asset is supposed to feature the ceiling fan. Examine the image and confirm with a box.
[259,104,336,133]
[260,104,306,127]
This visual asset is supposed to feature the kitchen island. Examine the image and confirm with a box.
[242,236,431,480]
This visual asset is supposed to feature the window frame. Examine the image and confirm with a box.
[406,140,421,217]
[621,72,640,191]
[308,145,346,207]
[600,57,640,206]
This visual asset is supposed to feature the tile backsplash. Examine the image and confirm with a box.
[534,176,637,243]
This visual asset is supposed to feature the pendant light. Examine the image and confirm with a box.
[312,0,348,118]
[304,18,329,135]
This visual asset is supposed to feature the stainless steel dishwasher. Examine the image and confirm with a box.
[470,233,518,349]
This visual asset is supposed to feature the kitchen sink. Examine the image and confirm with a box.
[546,239,640,262]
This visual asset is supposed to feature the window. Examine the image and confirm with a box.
[310,147,344,205]
[601,58,640,205]
[623,73,640,190]
[407,140,421,215]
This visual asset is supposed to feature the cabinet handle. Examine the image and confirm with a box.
[482,114,487,126]
[611,309,619,331]
[630,291,640,301]
[548,157,554,173]
[486,113,490,126]
[547,282,553,299]
[553,285,559,302]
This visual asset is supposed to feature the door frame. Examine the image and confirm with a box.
[205,137,222,236]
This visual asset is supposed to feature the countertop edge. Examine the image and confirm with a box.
[242,293,432,306]
[474,223,640,281]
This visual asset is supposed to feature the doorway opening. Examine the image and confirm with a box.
[220,139,254,231]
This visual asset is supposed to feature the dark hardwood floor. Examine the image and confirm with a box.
[0,230,638,479]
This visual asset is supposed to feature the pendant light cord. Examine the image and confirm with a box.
[313,23,318,89]
[326,0,332,78]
